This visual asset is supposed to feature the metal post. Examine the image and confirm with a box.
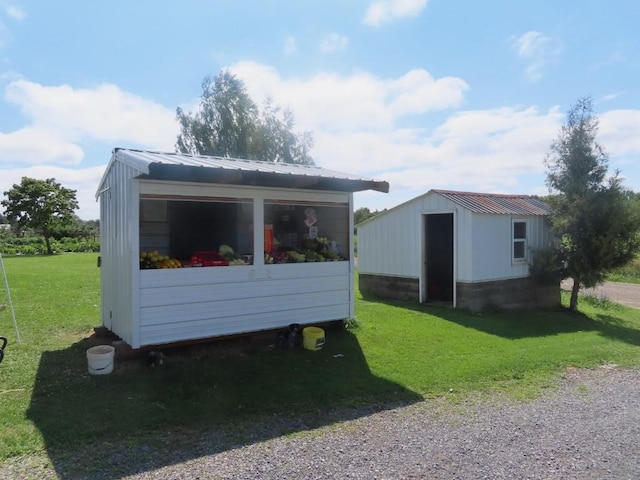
[0,252,20,343]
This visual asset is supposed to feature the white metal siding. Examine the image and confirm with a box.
[138,261,351,346]
[358,191,552,286]
[358,192,460,279]
[454,207,474,281]
[470,215,518,281]
[99,161,139,346]
[102,172,355,348]
[470,214,549,282]
[357,202,417,277]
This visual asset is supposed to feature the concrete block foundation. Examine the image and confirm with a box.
[359,273,560,312]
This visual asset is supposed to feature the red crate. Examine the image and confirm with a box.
[191,251,229,267]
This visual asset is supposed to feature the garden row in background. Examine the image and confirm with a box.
[0,234,99,255]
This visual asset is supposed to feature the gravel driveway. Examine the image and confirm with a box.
[3,366,639,479]
[561,280,640,309]
[127,367,640,480]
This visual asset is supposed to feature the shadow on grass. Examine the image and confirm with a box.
[360,291,640,346]
[27,326,422,479]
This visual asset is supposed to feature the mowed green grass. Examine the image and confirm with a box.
[608,253,640,284]
[1,253,639,463]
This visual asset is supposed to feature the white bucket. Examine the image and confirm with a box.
[87,345,115,375]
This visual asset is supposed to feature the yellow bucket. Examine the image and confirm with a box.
[302,327,325,351]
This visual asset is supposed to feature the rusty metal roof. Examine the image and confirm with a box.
[432,189,552,215]
[97,148,389,195]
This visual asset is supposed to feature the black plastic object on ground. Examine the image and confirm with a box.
[0,337,6,364]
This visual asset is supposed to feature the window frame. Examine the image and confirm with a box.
[512,219,528,263]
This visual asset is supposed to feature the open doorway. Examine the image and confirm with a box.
[424,213,454,303]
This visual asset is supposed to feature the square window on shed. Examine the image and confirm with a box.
[512,220,527,262]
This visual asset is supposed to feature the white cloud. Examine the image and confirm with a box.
[388,69,468,116]
[6,5,25,20]
[0,3,24,48]
[512,31,562,82]
[599,109,640,158]
[316,106,563,188]
[5,80,178,148]
[363,0,427,26]
[600,91,623,102]
[283,36,297,55]
[319,33,348,54]
[229,62,468,132]
[228,61,570,207]
[0,127,84,165]
[0,78,180,218]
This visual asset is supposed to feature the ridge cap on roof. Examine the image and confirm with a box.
[431,189,536,199]
[114,147,322,169]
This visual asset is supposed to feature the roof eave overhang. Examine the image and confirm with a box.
[139,163,389,193]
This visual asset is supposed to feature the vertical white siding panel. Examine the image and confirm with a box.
[99,160,139,346]
[456,208,474,282]
[397,204,418,277]
[472,215,510,281]
[348,193,355,318]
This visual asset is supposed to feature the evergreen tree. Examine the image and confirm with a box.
[545,97,640,311]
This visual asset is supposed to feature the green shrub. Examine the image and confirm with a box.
[0,237,99,255]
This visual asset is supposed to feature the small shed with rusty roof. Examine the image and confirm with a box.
[357,189,559,311]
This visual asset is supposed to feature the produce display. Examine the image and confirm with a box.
[218,245,248,266]
[140,237,343,270]
[270,237,342,264]
[139,251,182,269]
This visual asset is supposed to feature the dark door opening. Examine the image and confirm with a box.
[425,213,454,303]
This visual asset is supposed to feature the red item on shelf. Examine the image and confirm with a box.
[191,251,229,267]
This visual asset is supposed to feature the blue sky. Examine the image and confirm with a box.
[1,0,638,219]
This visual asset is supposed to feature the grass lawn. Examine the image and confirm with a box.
[1,253,640,475]
[607,253,640,284]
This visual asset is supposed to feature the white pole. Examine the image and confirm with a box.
[0,252,20,343]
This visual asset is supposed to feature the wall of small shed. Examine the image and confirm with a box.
[99,160,140,347]
[469,213,549,282]
[358,192,465,280]
[357,192,554,309]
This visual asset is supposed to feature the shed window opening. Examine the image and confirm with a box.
[139,198,254,268]
[264,201,350,264]
[512,220,527,261]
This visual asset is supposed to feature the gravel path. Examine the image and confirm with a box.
[127,367,640,480]
[4,366,639,479]
[561,280,640,309]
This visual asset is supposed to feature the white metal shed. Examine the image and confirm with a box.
[357,189,559,311]
[96,148,388,349]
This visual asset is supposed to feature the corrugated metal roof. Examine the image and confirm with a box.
[432,189,552,215]
[101,148,389,194]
